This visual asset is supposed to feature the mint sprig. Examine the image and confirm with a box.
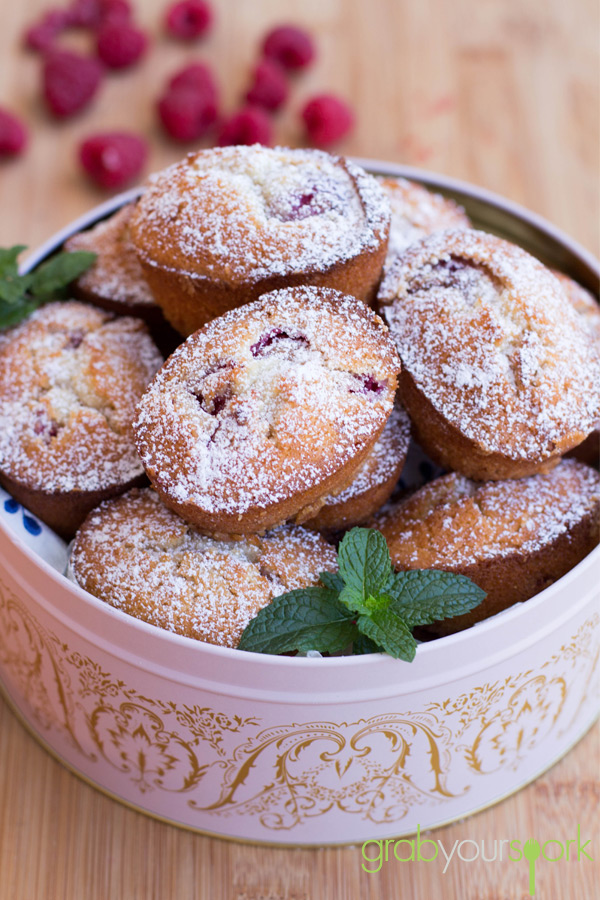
[238,527,487,661]
[0,245,97,330]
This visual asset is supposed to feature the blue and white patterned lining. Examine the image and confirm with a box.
[0,486,69,574]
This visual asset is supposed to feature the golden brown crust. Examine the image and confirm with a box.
[377,176,471,271]
[374,460,600,634]
[379,229,600,480]
[70,488,338,648]
[65,205,182,356]
[131,146,391,335]
[302,403,411,532]
[552,272,600,467]
[65,205,156,310]
[134,287,400,535]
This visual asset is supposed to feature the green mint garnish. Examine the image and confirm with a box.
[238,527,486,661]
[0,245,97,330]
[238,587,356,655]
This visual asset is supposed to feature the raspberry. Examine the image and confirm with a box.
[158,86,218,142]
[24,9,70,52]
[79,132,147,188]
[165,0,213,40]
[168,62,217,102]
[67,0,103,28]
[96,22,147,69]
[245,59,288,111]
[217,106,272,147]
[99,0,132,25]
[302,94,354,146]
[262,25,315,71]
[0,108,28,158]
[43,50,103,118]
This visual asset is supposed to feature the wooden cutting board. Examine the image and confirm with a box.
[0,0,598,897]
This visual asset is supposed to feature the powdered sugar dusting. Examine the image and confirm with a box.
[375,459,600,568]
[321,403,410,507]
[132,145,390,282]
[380,229,600,460]
[135,287,400,516]
[552,270,600,344]
[0,302,163,492]
[65,204,156,308]
[378,176,471,269]
[70,488,337,648]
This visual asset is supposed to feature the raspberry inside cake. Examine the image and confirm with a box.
[0,301,163,536]
[130,145,391,333]
[134,286,400,534]
[379,229,600,479]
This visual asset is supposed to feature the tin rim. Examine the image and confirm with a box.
[4,159,599,683]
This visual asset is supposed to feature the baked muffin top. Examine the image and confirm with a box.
[134,286,400,522]
[70,488,338,648]
[377,176,471,268]
[0,301,162,492]
[130,145,390,285]
[375,459,600,569]
[65,204,156,308]
[379,229,600,464]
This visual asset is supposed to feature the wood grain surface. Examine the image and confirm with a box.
[0,0,598,898]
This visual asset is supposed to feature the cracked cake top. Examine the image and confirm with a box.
[0,301,162,492]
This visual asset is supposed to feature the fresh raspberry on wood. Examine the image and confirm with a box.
[42,49,103,118]
[0,108,28,158]
[302,94,354,146]
[79,131,147,188]
[262,25,315,70]
[99,0,132,25]
[167,61,217,102]
[24,9,70,52]
[164,0,213,40]
[67,0,103,28]
[158,85,218,142]
[96,22,147,68]
[245,59,288,111]
[217,106,272,146]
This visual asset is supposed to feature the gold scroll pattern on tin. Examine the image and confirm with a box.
[0,580,597,830]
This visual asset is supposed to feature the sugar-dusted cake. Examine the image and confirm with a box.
[0,301,163,537]
[379,229,600,480]
[130,145,391,334]
[134,286,400,534]
[70,488,338,648]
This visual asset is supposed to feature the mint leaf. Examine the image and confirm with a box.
[0,245,97,330]
[238,587,355,655]
[388,569,486,627]
[30,250,97,299]
[337,527,394,614]
[0,246,32,305]
[0,246,26,279]
[352,633,380,655]
[319,571,345,593]
[357,608,417,662]
[0,274,33,305]
[0,298,39,329]
[239,529,487,662]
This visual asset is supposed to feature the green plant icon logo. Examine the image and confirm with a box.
[523,838,541,895]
